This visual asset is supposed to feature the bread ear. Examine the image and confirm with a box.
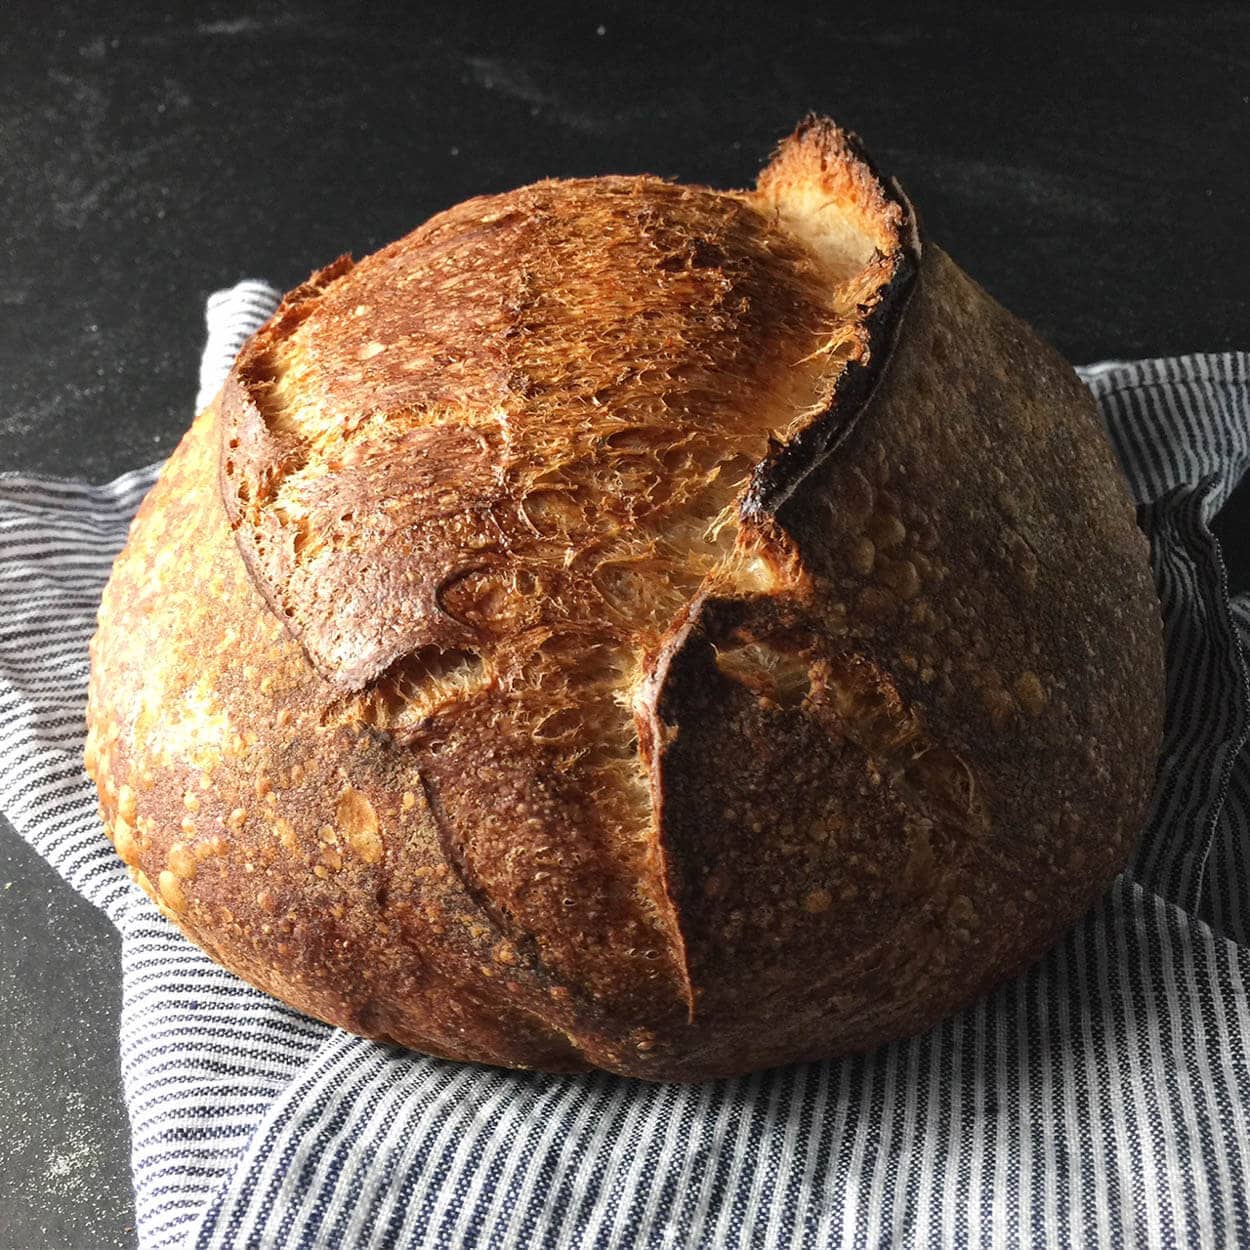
[755,115,917,275]
[742,117,921,519]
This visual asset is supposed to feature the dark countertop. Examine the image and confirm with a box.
[2,2,1247,1245]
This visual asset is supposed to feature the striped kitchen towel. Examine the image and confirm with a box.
[1,282,1248,1249]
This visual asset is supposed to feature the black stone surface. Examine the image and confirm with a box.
[2,2,1247,1245]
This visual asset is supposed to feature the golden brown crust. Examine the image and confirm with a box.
[85,117,1164,1079]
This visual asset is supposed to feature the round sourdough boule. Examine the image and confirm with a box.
[85,116,1164,1080]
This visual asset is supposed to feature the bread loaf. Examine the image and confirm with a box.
[85,117,1164,1080]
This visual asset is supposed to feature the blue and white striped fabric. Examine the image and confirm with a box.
[1,282,1248,1249]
